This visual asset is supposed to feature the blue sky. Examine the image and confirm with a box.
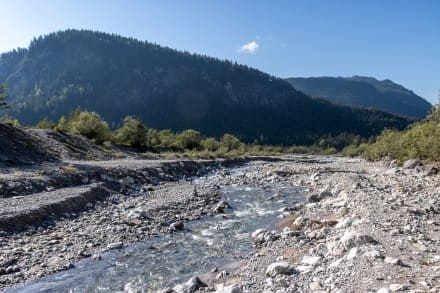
[0,0,439,104]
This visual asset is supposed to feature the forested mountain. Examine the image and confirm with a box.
[0,30,413,145]
[286,76,432,118]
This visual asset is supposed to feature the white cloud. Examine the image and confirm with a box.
[238,41,259,54]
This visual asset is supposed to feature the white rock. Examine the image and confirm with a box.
[340,231,375,251]
[346,247,358,259]
[301,256,321,266]
[173,276,207,293]
[384,256,401,265]
[335,217,353,229]
[107,242,123,250]
[215,284,242,293]
[329,258,343,268]
[389,284,407,291]
[377,288,389,293]
[327,241,344,256]
[251,229,267,238]
[265,262,291,277]
[293,216,304,226]
[364,250,382,259]
[309,281,322,290]
[296,265,313,273]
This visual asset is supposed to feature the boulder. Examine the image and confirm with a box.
[265,262,292,277]
[172,276,207,293]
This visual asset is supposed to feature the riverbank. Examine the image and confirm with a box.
[1,155,439,292]
[213,157,440,292]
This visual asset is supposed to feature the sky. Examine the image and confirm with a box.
[0,0,439,104]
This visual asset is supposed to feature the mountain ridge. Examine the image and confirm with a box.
[286,76,432,118]
[0,29,413,145]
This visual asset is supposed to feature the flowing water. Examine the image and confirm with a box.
[10,166,303,292]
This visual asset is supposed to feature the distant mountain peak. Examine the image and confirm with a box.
[286,76,432,118]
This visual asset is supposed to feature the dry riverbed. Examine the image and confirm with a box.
[210,157,440,293]
[0,155,439,292]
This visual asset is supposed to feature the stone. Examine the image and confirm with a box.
[172,276,207,293]
[403,159,421,169]
[301,256,321,266]
[364,250,382,259]
[307,193,321,203]
[377,288,389,293]
[215,284,242,293]
[107,242,123,250]
[384,257,402,265]
[309,281,322,290]
[329,258,343,268]
[170,221,184,231]
[213,201,232,213]
[296,265,313,273]
[335,217,353,229]
[251,229,267,239]
[319,189,333,197]
[346,247,358,259]
[251,228,277,244]
[340,231,375,251]
[215,270,228,280]
[265,262,291,277]
[389,284,407,292]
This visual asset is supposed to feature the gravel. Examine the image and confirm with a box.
[1,155,439,292]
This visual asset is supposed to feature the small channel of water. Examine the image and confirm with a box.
[10,166,303,292]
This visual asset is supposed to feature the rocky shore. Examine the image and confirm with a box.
[1,155,439,292]
[203,157,440,292]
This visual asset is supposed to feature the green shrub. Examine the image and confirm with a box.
[69,111,111,144]
[177,129,201,150]
[202,137,220,152]
[55,115,69,132]
[36,118,56,130]
[360,106,440,162]
[158,129,177,147]
[146,129,161,146]
[220,134,242,151]
[115,116,147,147]
[0,115,20,127]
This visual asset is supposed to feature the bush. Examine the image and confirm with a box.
[158,129,176,147]
[220,134,242,151]
[360,106,440,162]
[69,111,111,144]
[115,116,147,147]
[201,137,220,152]
[146,129,161,146]
[36,118,56,130]
[55,115,69,132]
[0,115,20,127]
[177,129,201,150]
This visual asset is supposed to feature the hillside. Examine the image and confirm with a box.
[0,30,412,145]
[286,76,432,118]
